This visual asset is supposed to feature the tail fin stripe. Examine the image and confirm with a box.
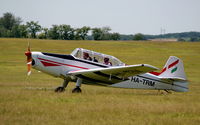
[160,67,167,74]
[168,60,179,69]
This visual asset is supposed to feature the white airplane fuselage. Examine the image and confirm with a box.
[31,52,188,92]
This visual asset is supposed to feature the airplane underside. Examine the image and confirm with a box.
[77,73,188,92]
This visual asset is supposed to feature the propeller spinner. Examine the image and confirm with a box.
[25,42,32,76]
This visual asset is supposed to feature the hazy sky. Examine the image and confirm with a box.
[0,0,200,34]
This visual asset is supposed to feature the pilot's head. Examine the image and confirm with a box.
[104,58,109,63]
[83,52,89,59]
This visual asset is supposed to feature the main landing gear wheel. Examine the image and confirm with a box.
[54,78,69,93]
[72,87,82,93]
[55,86,65,92]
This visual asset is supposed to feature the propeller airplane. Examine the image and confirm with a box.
[25,44,188,93]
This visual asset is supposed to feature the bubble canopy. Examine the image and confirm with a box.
[71,48,125,66]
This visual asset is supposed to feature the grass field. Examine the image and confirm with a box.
[0,38,200,125]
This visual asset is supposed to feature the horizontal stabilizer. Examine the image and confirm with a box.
[159,76,186,81]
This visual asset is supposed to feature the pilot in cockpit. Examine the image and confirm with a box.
[83,52,92,61]
[93,57,98,62]
[104,57,112,66]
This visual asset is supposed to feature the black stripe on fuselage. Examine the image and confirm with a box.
[94,71,127,81]
[42,52,108,68]
[42,52,75,60]
[76,74,113,85]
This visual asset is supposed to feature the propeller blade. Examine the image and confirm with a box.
[27,69,32,76]
[27,60,32,75]
[28,41,30,51]
[25,42,32,76]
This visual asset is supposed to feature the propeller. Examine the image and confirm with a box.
[25,42,32,76]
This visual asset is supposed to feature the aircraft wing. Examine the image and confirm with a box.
[67,64,158,80]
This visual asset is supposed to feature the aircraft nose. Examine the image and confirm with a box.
[25,51,31,57]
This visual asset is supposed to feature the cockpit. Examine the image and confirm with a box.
[71,48,125,66]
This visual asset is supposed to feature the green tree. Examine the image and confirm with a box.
[38,33,46,39]
[101,26,111,40]
[59,24,74,40]
[19,25,28,38]
[42,28,48,39]
[38,28,48,39]
[92,27,115,40]
[48,25,60,39]
[75,26,90,40]
[189,37,200,42]
[0,12,22,30]
[10,24,28,38]
[133,33,146,40]
[48,25,75,40]
[0,27,6,37]
[11,25,21,37]
[26,21,41,38]
[102,26,111,33]
[0,12,22,37]
[92,28,103,40]
[110,32,120,40]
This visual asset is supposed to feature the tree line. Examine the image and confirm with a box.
[2,12,198,41]
[0,12,147,41]
[145,32,200,42]
[0,12,125,40]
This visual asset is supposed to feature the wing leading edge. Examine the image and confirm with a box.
[67,64,158,84]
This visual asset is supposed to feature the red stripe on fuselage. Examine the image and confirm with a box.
[40,61,61,66]
[149,67,166,76]
[38,58,89,69]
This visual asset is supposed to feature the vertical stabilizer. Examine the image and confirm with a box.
[150,56,188,92]
[159,56,187,80]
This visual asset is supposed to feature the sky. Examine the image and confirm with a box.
[0,0,200,35]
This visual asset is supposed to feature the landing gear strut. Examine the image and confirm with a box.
[157,89,172,94]
[72,78,82,93]
[55,78,69,92]
[164,89,172,94]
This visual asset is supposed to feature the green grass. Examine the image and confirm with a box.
[0,38,200,125]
